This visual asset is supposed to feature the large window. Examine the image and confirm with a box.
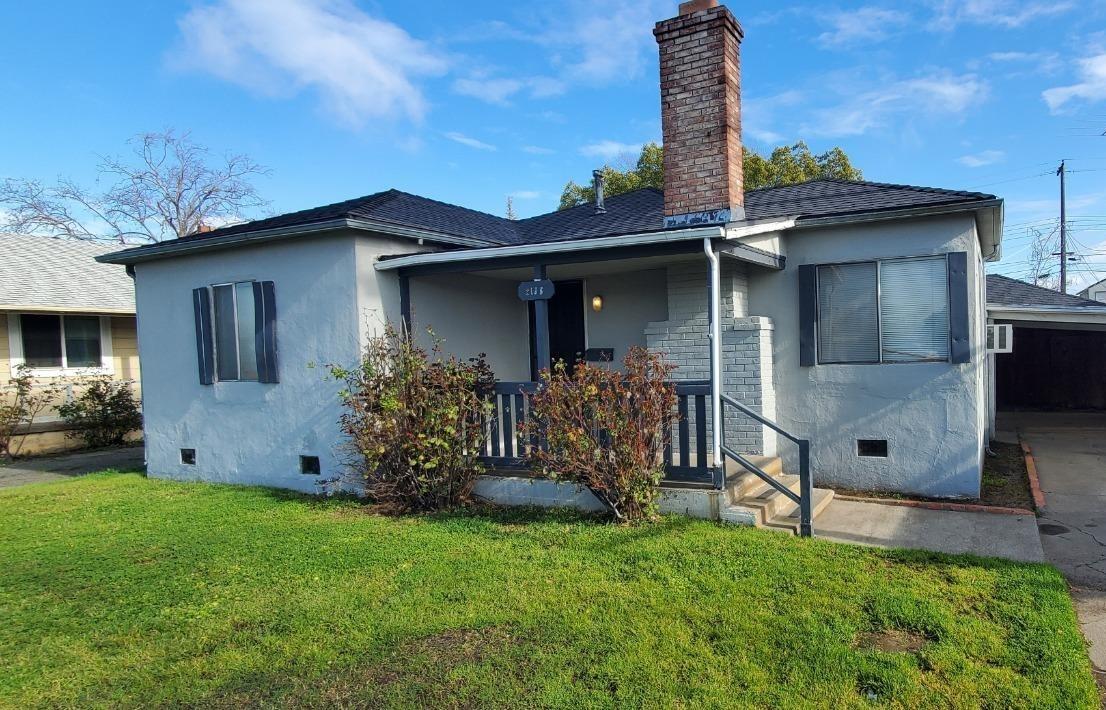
[11,314,107,371]
[211,282,258,382]
[817,256,950,364]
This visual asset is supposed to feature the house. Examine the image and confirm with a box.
[1077,276,1106,303]
[986,274,1106,414]
[1,234,139,454]
[99,1,1004,533]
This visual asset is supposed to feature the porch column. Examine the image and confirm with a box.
[532,264,551,374]
[705,239,723,486]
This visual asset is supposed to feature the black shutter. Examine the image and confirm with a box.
[253,281,279,383]
[798,264,817,366]
[192,288,214,385]
[948,251,970,364]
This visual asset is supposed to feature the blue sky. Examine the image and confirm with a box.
[3,1,1106,288]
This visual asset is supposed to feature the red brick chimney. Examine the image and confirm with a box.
[654,0,745,227]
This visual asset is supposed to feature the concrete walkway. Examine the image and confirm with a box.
[815,498,1044,563]
[1003,412,1106,694]
[0,446,145,488]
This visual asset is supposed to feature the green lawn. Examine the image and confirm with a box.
[0,472,1097,708]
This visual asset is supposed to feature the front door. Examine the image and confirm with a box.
[530,279,586,379]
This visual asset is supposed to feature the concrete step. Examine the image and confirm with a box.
[724,455,784,499]
[761,488,836,535]
[732,475,803,523]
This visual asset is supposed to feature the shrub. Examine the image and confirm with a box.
[524,347,677,522]
[56,376,143,448]
[0,366,65,459]
[331,325,494,511]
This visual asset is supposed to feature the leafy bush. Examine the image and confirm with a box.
[56,376,143,448]
[524,347,677,522]
[0,366,65,459]
[331,325,494,511]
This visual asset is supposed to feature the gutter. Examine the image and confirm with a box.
[96,217,492,266]
[374,225,727,271]
[987,305,1106,315]
[0,304,135,315]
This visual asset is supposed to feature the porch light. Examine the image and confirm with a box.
[591,295,603,312]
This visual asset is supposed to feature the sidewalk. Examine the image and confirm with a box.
[0,446,145,488]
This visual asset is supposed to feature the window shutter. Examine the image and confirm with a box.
[947,252,970,364]
[798,265,817,366]
[253,281,279,383]
[192,288,215,385]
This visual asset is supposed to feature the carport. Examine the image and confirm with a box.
[987,275,1106,421]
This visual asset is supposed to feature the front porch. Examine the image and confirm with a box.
[378,230,831,535]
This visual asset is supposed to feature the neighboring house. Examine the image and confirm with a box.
[1077,276,1106,303]
[100,1,1004,532]
[1,234,139,455]
[986,274,1106,414]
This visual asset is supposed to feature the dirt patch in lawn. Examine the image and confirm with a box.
[833,441,1035,511]
[855,629,930,654]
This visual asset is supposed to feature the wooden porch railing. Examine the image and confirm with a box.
[479,380,713,485]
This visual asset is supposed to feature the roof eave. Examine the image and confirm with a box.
[96,218,496,266]
[0,304,136,315]
[790,198,1003,230]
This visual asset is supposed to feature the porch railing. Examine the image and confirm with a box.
[478,380,713,485]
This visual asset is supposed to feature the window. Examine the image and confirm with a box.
[212,282,258,381]
[816,256,951,364]
[9,313,108,372]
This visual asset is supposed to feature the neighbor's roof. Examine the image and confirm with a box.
[0,234,135,313]
[99,179,1000,264]
[986,274,1105,309]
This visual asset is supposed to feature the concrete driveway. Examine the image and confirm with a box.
[0,446,145,489]
[1002,412,1106,692]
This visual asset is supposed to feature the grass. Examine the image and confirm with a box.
[0,472,1097,709]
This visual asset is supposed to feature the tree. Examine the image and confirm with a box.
[0,130,269,244]
[558,141,862,210]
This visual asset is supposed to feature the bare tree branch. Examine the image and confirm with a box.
[0,129,269,244]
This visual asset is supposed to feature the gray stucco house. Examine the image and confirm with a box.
[100,1,1004,535]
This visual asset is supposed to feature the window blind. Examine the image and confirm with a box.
[817,262,879,363]
[879,257,950,362]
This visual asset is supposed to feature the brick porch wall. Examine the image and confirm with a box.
[645,261,776,459]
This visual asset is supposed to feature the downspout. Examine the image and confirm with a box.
[704,237,723,486]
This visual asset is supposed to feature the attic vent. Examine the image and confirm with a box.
[592,169,607,215]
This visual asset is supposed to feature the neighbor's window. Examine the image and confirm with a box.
[211,282,258,382]
[18,314,105,369]
[817,256,950,364]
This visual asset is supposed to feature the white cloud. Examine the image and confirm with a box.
[172,0,447,127]
[537,1,666,84]
[803,71,987,137]
[522,145,555,155]
[510,190,541,200]
[444,132,497,151]
[816,7,910,47]
[744,90,804,145]
[929,0,1075,30]
[451,74,565,105]
[579,140,643,160]
[1043,53,1106,113]
[957,149,1005,167]
[986,50,1063,75]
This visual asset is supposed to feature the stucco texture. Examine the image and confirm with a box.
[749,215,987,498]
[133,232,409,492]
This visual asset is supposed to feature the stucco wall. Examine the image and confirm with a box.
[133,232,409,492]
[749,215,987,498]
[583,268,668,368]
[408,273,530,381]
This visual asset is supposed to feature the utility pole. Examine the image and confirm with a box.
[1058,160,1068,294]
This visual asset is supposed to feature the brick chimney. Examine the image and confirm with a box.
[654,0,745,227]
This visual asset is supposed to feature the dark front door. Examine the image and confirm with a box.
[530,279,586,378]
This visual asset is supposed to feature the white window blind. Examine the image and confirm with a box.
[817,262,879,363]
[879,257,950,362]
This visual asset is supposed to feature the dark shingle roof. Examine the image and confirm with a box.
[987,274,1106,309]
[170,178,998,248]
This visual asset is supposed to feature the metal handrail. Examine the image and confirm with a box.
[720,394,814,537]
